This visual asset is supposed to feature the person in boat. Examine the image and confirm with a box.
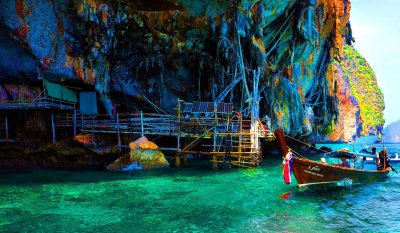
[378,150,389,170]
[371,147,377,155]
[338,156,350,168]
[370,147,380,168]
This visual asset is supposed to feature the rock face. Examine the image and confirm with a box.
[0,140,117,169]
[107,136,169,171]
[325,45,384,141]
[74,134,118,154]
[0,0,384,140]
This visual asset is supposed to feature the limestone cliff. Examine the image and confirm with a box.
[326,45,384,142]
[0,0,384,140]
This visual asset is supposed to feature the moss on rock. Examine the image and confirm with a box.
[107,137,169,171]
[327,45,384,141]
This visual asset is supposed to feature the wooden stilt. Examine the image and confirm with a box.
[175,154,181,167]
[117,113,121,153]
[213,104,217,152]
[176,99,181,168]
[140,111,144,137]
[250,68,261,166]
[183,154,188,167]
[51,111,56,144]
[91,115,95,143]
[5,114,8,140]
[212,154,218,170]
[73,110,77,137]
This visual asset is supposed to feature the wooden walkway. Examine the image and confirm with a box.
[0,95,274,168]
[53,108,272,168]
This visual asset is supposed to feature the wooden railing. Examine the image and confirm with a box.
[54,112,264,138]
[0,97,76,110]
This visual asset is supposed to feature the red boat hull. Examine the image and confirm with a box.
[292,157,389,187]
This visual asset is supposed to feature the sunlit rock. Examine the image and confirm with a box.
[108,136,169,171]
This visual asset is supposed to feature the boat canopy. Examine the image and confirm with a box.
[325,151,356,159]
[325,151,377,159]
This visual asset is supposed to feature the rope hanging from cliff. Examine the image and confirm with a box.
[127,82,172,116]
[264,7,297,59]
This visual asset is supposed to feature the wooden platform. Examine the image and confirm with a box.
[53,106,272,168]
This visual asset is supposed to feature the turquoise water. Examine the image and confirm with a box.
[1,152,400,232]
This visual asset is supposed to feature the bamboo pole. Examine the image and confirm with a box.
[175,99,181,167]
[51,111,56,144]
[212,103,218,169]
[117,113,121,153]
[5,114,8,140]
[91,115,95,143]
[140,111,144,137]
[73,110,77,137]
[213,104,217,152]
[175,155,181,167]
[183,154,188,166]
[211,154,218,170]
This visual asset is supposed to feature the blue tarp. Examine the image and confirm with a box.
[79,92,98,114]
[44,80,77,103]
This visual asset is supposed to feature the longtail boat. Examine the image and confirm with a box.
[274,129,392,188]
[292,156,390,188]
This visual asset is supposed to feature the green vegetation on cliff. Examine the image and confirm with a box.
[340,45,384,135]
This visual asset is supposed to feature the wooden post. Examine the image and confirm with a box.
[140,111,144,137]
[213,103,218,152]
[117,113,121,153]
[175,99,181,167]
[183,154,188,167]
[212,154,218,170]
[81,114,84,133]
[73,110,77,137]
[239,114,242,154]
[250,68,261,166]
[51,111,56,144]
[5,114,8,140]
[91,115,95,143]
[177,99,181,151]
[175,154,181,167]
[212,104,218,169]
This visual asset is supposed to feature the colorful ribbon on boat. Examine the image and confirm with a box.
[282,151,293,184]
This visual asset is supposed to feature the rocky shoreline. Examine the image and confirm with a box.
[0,139,119,170]
[0,135,171,171]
